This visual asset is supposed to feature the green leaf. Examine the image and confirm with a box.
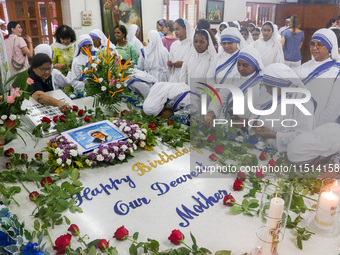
[215,251,232,255]
[74,161,83,168]
[297,236,303,250]
[190,232,197,246]
[88,246,96,255]
[302,188,309,196]
[229,206,243,215]
[241,199,249,209]
[34,220,40,231]
[70,169,79,181]
[129,244,138,255]
[64,216,71,225]
[133,232,139,241]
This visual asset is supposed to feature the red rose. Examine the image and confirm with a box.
[72,105,79,111]
[113,225,129,240]
[136,123,141,127]
[35,153,43,160]
[21,153,28,160]
[167,119,175,126]
[77,110,84,117]
[209,153,218,161]
[84,116,91,122]
[168,229,184,245]
[233,179,244,191]
[148,123,158,131]
[53,116,59,122]
[5,120,15,128]
[59,115,66,122]
[41,177,52,187]
[259,151,269,161]
[54,233,72,255]
[4,148,15,157]
[5,162,12,169]
[223,194,235,206]
[268,159,277,171]
[41,117,51,123]
[120,110,127,116]
[97,239,109,251]
[256,168,264,178]
[68,224,80,236]
[29,191,39,201]
[236,171,246,181]
[214,145,224,154]
[207,134,215,142]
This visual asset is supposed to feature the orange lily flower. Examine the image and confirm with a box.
[107,37,111,57]
[91,73,99,83]
[108,68,111,81]
[119,71,130,82]
[80,69,93,74]
[121,58,131,70]
[109,89,124,97]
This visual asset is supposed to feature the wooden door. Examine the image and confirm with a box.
[6,0,62,47]
[275,3,340,63]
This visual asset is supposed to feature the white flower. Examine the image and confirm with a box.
[58,150,65,157]
[133,144,137,150]
[235,136,244,143]
[118,153,125,161]
[102,149,108,155]
[70,94,76,99]
[140,134,146,140]
[9,115,16,121]
[113,146,119,151]
[1,115,7,120]
[55,147,61,154]
[0,127,5,133]
[85,159,92,166]
[97,154,104,161]
[109,153,115,159]
[133,133,140,139]
[56,158,63,165]
[124,82,127,87]
[0,120,3,125]
[70,149,78,157]
[119,73,122,77]
[93,149,99,154]
[98,78,104,83]
[116,84,121,89]
[84,67,88,71]
[255,141,265,150]
[121,145,128,151]
[129,148,133,154]
[142,129,147,133]
[140,141,146,147]
[124,126,131,132]
[66,159,72,165]
[127,139,133,143]
[91,63,97,68]
[101,86,107,91]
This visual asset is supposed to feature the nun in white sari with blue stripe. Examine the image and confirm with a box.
[252,63,314,153]
[205,47,268,129]
[143,82,200,118]
[296,28,340,127]
[67,34,96,90]
[207,27,246,86]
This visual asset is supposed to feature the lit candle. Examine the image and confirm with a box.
[314,190,339,231]
[261,196,284,255]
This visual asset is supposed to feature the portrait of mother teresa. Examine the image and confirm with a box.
[88,130,111,144]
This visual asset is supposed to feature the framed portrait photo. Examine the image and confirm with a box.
[100,0,143,43]
[61,120,128,154]
[206,0,224,24]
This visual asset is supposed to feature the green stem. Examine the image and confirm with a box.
[78,235,89,249]
[45,229,54,247]
[9,195,20,206]
[20,182,30,193]
[179,240,194,252]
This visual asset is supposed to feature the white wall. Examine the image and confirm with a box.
[141,0,163,40]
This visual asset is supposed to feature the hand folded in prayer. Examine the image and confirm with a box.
[254,126,276,139]
[173,61,183,68]
[162,109,174,119]
[167,60,173,67]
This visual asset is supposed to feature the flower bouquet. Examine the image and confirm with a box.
[82,41,132,112]
[0,69,30,149]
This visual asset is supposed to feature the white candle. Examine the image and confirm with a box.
[314,191,339,231]
[261,197,284,255]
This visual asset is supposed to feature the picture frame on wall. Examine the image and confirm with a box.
[100,0,143,43]
[206,0,224,24]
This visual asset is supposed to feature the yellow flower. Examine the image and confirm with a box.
[144,145,153,151]
[55,166,64,174]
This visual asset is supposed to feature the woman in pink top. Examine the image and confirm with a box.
[162,20,178,52]
[5,21,34,75]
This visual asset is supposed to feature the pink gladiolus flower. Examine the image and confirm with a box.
[109,78,119,87]
[6,96,15,103]
[10,86,21,98]
[27,78,34,85]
